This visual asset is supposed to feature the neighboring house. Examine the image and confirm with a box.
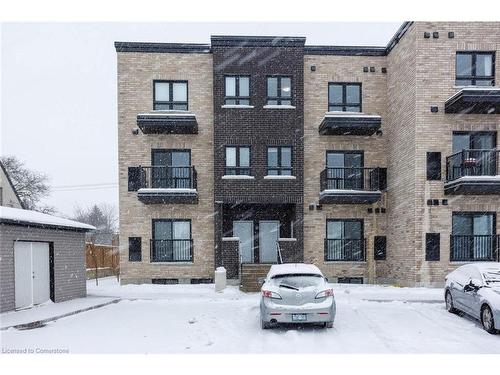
[116,22,500,288]
[0,206,95,312]
[0,161,23,209]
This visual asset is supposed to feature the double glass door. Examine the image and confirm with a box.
[452,213,495,260]
[326,152,363,190]
[452,133,496,176]
[152,150,191,188]
[233,220,280,263]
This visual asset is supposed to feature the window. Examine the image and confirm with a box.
[152,219,192,262]
[451,212,496,261]
[151,149,191,188]
[326,151,364,189]
[425,233,440,261]
[328,83,362,112]
[128,237,142,262]
[426,152,441,180]
[337,277,363,284]
[225,146,251,175]
[267,147,292,175]
[128,167,145,191]
[452,132,496,153]
[267,76,292,105]
[153,80,188,110]
[456,52,495,86]
[374,236,387,260]
[325,219,364,261]
[224,76,250,105]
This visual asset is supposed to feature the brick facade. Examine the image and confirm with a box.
[116,22,500,287]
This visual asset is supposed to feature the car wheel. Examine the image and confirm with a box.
[481,305,497,334]
[261,319,271,330]
[325,322,333,329]
[445,290,457,314]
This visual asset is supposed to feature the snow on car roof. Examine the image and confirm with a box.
[472,262,500,272]
[268,263,323,278]
[0,206,95,231]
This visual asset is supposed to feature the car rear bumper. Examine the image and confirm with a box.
[260,298,336,324]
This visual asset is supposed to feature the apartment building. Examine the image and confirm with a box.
[116,22,500,288]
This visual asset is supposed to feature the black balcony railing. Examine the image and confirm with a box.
[324,238,366,261]
[450,235,500,262]
[446,149,499,182]
[139,166,197,189]
[150,239,193,262]
[320,167,386,191]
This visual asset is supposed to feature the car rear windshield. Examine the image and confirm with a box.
[271,274,323,288]
[483,269,500,284]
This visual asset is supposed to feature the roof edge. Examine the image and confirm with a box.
[0,161,24,209]
[211,35,306,47]
[0,219,94,232]
[114,41,211,53]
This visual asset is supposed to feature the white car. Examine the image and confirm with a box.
[259,263,336,329]
[444,262,500,334]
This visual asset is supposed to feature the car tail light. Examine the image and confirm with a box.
[262,290,282,299]
[315,289,334,299]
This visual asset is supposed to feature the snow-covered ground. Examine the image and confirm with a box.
[1,277,499,354]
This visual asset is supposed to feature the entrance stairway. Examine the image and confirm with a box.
[240,264,272,292]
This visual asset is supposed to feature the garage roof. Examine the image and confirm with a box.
[0,206,96,231]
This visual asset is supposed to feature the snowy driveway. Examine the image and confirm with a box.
[1,278,499,354]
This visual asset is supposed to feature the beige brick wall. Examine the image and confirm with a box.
[117,52,214,283]
[412,22,500,286]
[303,54,388,282]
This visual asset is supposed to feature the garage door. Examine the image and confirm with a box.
[14,241,50,309]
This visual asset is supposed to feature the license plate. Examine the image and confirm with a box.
[292,314,307,322]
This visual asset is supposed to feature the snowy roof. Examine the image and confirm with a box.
[445,87,500,102]
[0,206,95,231]
[268,263,323,278]
[324,111,381,118]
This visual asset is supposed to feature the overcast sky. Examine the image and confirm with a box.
[1,22,401,217]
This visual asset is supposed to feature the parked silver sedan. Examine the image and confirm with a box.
[260,263,336,329]
[445,262,500,334]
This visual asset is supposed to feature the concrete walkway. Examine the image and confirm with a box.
[0,296,120,330]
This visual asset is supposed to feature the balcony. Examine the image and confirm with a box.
[445,88,500,114]
[134,166,198,204]
[319,112,381,136]
[136,112,198,134]
[445,149,500,195]
[150,239,193,262]
[319,167,386,204]
[324,239,366,262]
[450,235,499,262]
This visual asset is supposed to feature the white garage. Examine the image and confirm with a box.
[0,206,95,312]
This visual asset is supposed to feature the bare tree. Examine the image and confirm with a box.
[0,155,56,213]
[73,203,118,234]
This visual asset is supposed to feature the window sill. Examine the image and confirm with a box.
[222,237,240,241]
[222,175,255,180]
[263,105,296,110]
[221,104,254,109]
[278,238,297,242]
[324,261,367,264]
[453,85,497,89]
[263,175,296,180]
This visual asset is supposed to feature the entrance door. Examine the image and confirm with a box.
[14,241,50,309]
[259,221,280,263]
[233,221,254,263]
[326,151,363,189]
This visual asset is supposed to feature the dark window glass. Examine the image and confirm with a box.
[225,146,251,175]
[425,233,440,261]
[128,237,142,262]
[455,52,495,86]
[266,76,293,105]
[426,152,441,180]
[153,80,188,110]
[328,83,362,112]
[326,151,364,190]
[267,146,292,175]
[337,277,363,284]
[224,76,250,105]
[325,219,364,261]
[152,220,192,262]
[151,149,192,189]
[374,236,387,260]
